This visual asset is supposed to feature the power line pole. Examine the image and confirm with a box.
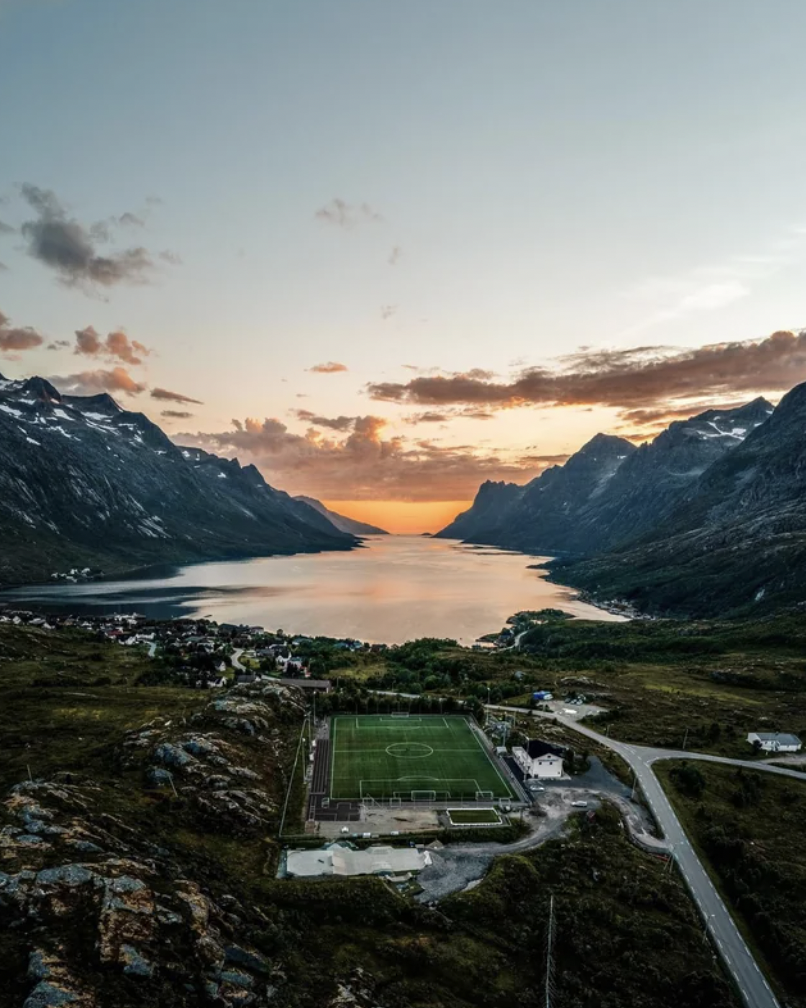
[544,893,555,1008]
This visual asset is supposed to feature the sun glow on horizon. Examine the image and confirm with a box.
[323,500,472,535]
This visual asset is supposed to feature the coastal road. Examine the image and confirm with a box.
[486,704,785,1008]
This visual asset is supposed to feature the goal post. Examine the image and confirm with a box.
[390,711,410,719]
[475,790,494,801]
[411,789,437,801]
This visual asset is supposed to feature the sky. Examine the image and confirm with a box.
[3,0,806,532]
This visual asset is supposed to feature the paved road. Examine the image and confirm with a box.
[231,647,246,672]
[486,704,785,1008]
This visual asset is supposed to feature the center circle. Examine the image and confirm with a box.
[386,742,434,758]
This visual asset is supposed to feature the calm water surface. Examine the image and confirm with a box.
[0,536,624,643]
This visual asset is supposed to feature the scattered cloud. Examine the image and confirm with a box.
[0,309,44,354]
[516,453,571,466]
[161,409,194,419]
[308,361,348,374]
[0,219,14,235]
[293,409,356,432]
[368,330,806,414]
[405,412,450,424]
[19,184,155,290]
[150,387,203,405]
[158,250,182,265]
[404,408,495,425]
[181,415,548,502]
[117,211,145,228]
[622,227,806,336]
[73,326,151,365]
[381,305,397,320]
[0,261,7,271]
[388,245,401,266]
[46,339,71,351]
[314,198,383,228]
[51,366,147,397]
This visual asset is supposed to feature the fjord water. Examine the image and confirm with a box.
[1,535,623,643]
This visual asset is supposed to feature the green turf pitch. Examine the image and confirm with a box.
[329,715,516,801]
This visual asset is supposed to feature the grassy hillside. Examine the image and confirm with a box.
[658,761,806,1008]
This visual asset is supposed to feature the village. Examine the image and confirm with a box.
[0,607,379,690]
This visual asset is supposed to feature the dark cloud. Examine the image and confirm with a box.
[46,339,71,350]
[161,410,194,419]
[0,219,14,235]
[307,361,348,374]
[117,212,145,228]
[616,402,751,426]
[368,331,806,412]
[517,453,572,465]
[158,250,182,265]
[0,261,7,271]
[293,409,356,432]
[405,411,450,424]
[51,366,147,396]
[74,326,151,365]
[314,198,383,228]
[381,305,397,320]
[179,415,551,502]
[19,184,155,289]
[150,387,203,405]
[0,309,44,354]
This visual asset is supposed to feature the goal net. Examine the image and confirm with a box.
[411,789,437,801]
[390,711,410,719]
[475,790,494,801]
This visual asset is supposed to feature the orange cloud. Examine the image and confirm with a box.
[0,309,44,354]
[180,414,550,502]
[308,361,348,374]
[74,326,151,365]
[52,366,146,396]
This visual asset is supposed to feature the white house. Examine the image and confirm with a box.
[512,740,565,779]
[746,732,802,753]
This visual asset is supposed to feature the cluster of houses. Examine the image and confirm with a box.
[0,609,374,690]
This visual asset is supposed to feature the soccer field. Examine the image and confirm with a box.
[329,714,517,801]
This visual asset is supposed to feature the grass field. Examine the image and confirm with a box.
[329,714,516,801]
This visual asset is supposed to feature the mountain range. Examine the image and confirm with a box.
[293,496,389,536]
[435,390,806,617]
[0,373,358,586]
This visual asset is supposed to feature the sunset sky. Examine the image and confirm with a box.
[3,1,806,531]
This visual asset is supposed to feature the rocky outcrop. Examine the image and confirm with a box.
[0,683,308,1007]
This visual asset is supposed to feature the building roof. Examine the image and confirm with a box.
[286,843,429,878]
[525,739,566,759]
[751,732,801,745]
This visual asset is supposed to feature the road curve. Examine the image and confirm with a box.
[485,704,783,1008]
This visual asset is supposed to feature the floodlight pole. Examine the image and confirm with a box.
[544,893,555,1008]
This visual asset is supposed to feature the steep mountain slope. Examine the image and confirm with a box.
[0,374,355,585]
[552,385,806,615]
[438,400,772,561]
[436,480,523,542]
[568,398,773,553]
[294,495,389,535]
[437,434,636,551]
